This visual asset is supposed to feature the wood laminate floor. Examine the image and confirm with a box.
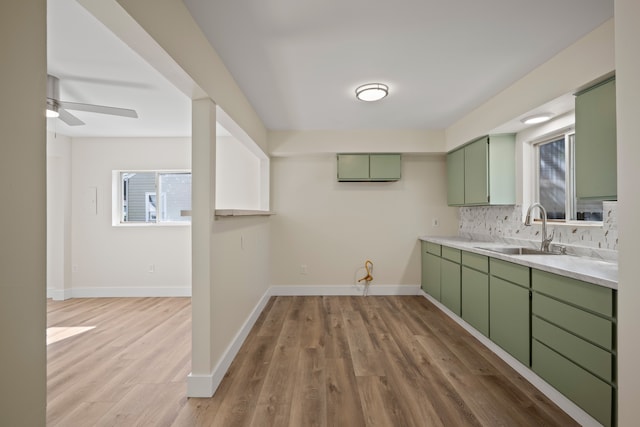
[47,296,578,426]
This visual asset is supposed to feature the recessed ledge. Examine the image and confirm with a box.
[214,209,275,218]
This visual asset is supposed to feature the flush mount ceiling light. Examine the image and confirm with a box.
[355,83,389,102]
[521,113,554,125]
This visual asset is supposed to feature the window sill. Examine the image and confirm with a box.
[112,222,191,227]
[214,209,275,218]
[531,219,603,228]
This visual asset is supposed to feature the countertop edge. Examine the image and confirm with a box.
[419,236,618,290]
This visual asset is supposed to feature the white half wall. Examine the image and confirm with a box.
[270,154,458,288]
[614,0,640,424]
[70,137,191,295]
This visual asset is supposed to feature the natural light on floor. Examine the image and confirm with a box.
[46,326,96,345]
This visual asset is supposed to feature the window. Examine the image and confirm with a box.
[534,133,602,222]
[119,171,191,224]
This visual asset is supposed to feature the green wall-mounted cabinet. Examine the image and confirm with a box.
[575,77,617,201]
[446,134,515,206]
[337,153,401,181]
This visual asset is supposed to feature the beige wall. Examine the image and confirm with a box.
[269,129,446,156]
[614,0,640,423]
[446,19,615,150]
[270,154,457,287]
[0,1,47,425]
[70,137,191,296]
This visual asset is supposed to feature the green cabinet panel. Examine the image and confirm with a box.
[532,340,613,427]
[575,77,617,200]
[532,293,613,350]
[441,246,461,263]
[446,148,465,206]
[423,253,441,300]
[370,154,401,180]
[446,134,515,206]
[490,276,530,366]
[441,258,461,315]
[533,316,612,381]
[425,242,441,256]
[461,266,489,336]
[461,251,488,273]
[337,154,369,180]
[337,153,401,181]
[490,258,529,288]
[464,137,489,205]
[532,269,613,317]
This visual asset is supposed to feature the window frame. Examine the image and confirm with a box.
[531,130,602,224]
[112,169,192,227]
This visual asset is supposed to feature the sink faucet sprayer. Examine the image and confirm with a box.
[524,203,554,252]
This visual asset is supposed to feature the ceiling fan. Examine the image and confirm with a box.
[46,74,138,126]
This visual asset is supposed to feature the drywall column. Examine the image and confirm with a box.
[188,97,217,397]
[47,133,72,300]
[615,0,640,423]
[0,1,47,425]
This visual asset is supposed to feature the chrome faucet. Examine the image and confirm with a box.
[524,203,554,252]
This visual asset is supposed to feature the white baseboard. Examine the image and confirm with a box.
[47,287,192,299]
[47,288,73,301]
[187,287,273,398]
[270,284,420,296]
[420,291,602,427]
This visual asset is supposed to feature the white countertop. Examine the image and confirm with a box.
[419,235,618,290]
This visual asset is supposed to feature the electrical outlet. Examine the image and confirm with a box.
[148,264,155,273]
[300,264,308,275]
[432,218,439,227]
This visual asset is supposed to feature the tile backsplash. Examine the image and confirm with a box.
[458,202,618,261]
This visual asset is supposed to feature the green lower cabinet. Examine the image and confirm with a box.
[461,266,489,336]
[422,252,441,300]
[532,340,613,427]
[440,258,461,315]
[489,276,530,366]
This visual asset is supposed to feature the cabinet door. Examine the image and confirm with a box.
[464,137,489,205]
[370,154,401,180]
[575,78,617,200]
[422,253,441,300]
[461,266,489,336]
[337,154,369,180]
[446,148,465,206]
[441,258,461,315]
[490,277,530,365]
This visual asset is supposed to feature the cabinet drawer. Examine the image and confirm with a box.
[532,340,612,427]
[441,246,461,263]
[425,242,441,256]
[533,293,613,350]
[533,316,613,381]
[490,258,529,288]
[532,269,613,317]
[461,251,488,273]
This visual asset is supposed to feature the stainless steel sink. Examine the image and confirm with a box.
[475,246,559,255]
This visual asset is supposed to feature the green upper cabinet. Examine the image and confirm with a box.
[575,77,617,200]
[446,134,515,206]
[337,153,401,181]
[446,148,465,205]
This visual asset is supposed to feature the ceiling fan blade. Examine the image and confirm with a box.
[58,101,138,118]
[58,109,85,126]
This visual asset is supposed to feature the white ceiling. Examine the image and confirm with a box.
[47,0,191,138]
[48,0,613,138]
